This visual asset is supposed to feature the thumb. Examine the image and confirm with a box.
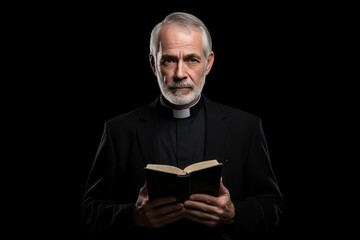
[140,182,149,197]
[219,177,230,196]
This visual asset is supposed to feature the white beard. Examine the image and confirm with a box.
[158,77,206,106]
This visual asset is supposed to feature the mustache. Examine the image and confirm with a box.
[168,83,194,89]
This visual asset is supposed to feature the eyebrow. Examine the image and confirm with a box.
[161,53,201,60]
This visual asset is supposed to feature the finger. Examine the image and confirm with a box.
[188,193,217,205]
[184,200,219,215]
[138,183,149,199]
[154,202,184,217]
[150,196,178,208]
[152,206,185,228]
[184,209,219,227]
[218,178,229,195]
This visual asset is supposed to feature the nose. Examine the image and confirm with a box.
[174,61,187,81]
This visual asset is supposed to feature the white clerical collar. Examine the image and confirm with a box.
[172,108,191,119]
[160,95,201,119]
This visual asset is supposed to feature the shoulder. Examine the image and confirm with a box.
[105,98,157,129]
[203,96,265,137]
[204,96,260,123]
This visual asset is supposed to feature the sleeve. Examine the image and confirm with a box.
[80,122,135,235]
[229,118,285,238]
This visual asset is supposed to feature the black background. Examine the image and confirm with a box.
[9,2,351,238]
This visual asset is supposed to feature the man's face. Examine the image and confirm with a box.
[152,23,214,107]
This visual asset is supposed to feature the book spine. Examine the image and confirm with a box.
[177,175,190,202]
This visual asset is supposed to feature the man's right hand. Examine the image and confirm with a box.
[133,183,185,228]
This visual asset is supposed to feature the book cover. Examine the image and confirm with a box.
[144,160,223,202]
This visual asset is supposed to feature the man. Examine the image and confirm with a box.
[81,12,284,239]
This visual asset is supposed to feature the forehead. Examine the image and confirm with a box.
[159,23,203,54]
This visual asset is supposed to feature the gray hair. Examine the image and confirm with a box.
[150,12,212,58]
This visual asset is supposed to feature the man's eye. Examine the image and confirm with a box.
[186,58,200,64]
[161,58,176,64]
[165,59,175,63]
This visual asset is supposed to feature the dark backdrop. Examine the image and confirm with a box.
[13,2,346,238]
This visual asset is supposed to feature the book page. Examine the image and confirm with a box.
[184,159,219,173]
[145,164,187,175]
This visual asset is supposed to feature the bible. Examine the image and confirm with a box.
[144,159,223,202]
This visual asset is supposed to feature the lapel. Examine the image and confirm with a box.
[203,97,230,162]
[136,99,159,165]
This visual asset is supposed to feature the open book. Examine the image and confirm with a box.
[144,159,223,202]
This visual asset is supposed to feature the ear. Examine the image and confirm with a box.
[205,51,215,75]
[149,54,157,76]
